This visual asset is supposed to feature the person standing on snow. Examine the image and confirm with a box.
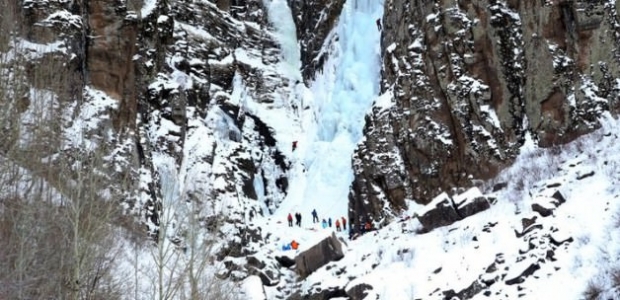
[322,219,327,229]
[311,209,319,223]
[292,141,298,151]
[335,219,341,232]
[287,213,293,227]
[341,216,347,230]
[295,212,302,227]
[328,218,332,227]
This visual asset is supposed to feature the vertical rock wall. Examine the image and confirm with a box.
[288,0,345,81]
[350,0,620,228]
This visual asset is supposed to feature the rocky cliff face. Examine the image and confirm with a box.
[288,0,345,81]
[8,0,299,279]
[350,0,620,227]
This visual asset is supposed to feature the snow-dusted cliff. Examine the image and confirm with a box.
[3,0,620,299]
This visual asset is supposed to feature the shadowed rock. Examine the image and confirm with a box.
[347,284,373,300]
[418,188,491,232]
[295,232,344,278]
[275,255,296,268]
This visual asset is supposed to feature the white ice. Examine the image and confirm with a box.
[279,0,384,227]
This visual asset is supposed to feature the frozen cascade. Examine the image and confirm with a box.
[301,0,384,222]
[262,0,302,79]
[260,0,383,227]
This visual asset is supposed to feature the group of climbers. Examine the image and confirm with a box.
[287,212,303,227]
[319,217,347,232]
[288,209,347,232]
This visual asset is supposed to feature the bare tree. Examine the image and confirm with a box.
[135,161,242,300]
[0,5,128,299]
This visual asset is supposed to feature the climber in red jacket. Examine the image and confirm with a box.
[292,141,298,151]
[287,213,293,227]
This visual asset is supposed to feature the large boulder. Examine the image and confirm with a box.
[275,255,296,268]
[418,188,492,232]
[295,232,344,278]
[417,192,461,232]
[453,187,491,219]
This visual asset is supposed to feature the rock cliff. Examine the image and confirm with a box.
[7,0,297,281]
[288,0,345,81]
[350,0,620,228]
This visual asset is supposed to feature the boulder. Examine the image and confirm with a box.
[531,190,566,217]
[347,283,373,300]
[505,263,541,285]
[551,190,566,204]
[576,171,595,180]
[453,187,491,219]
[246,256,266,269]
[295,232,344,278]
[442,280,486,300]
[417,193,461,232]
[252,268,279,287]
[492,182,508,192]
[275,255,296,268]
[531,196,557,217]
[288,287,347,300]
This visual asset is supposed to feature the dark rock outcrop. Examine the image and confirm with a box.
[288,287,347,300]
[531,190,566,217]
[288,0,345,81]
[442,280,486,300]
[275,255,296,268]
[346,283,373,300]
[417,188,491,232]
[505,263,541,285]
[295,232,344,278]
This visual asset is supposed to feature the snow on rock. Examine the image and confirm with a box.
[417,188,491,233]
[255,114,620,299]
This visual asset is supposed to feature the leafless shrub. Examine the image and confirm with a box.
[583,280,604,300]
[611,268,620,289]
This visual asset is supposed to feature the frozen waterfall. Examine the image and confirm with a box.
[299,0,384,222]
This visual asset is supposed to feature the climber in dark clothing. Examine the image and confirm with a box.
[328,217,332,227]
[311,209,319,223]
[341,216,347,230]
[295,212,302,227]
[292,141,298,151]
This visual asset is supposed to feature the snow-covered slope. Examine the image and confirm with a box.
[244,112,620,300]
